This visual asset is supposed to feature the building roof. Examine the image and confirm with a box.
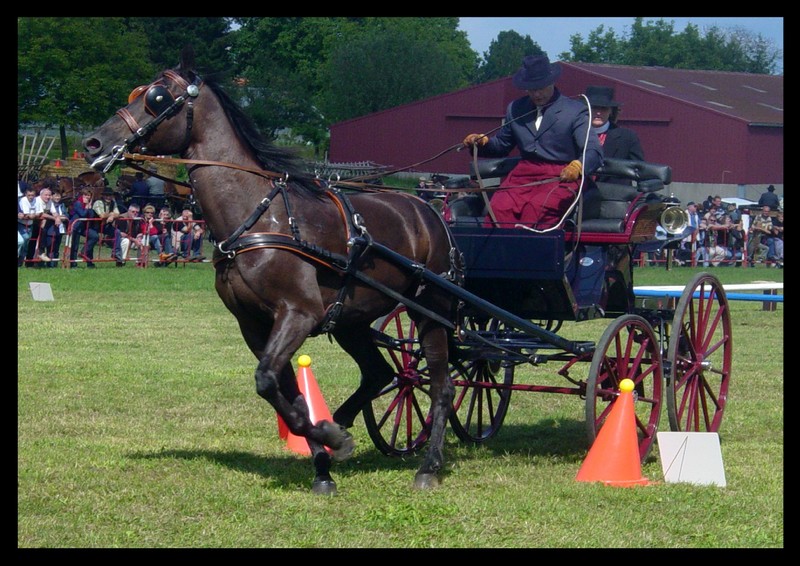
[565,62,783,126]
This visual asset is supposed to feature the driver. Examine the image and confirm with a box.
[462,55,603,230]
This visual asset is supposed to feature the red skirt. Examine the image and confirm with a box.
[483,159,578,229]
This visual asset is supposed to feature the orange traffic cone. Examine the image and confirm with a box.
[277,354,333,456]
[54,159,62,168]
[72,149,80,159]
[576,378,650,487]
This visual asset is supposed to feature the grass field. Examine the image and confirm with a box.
[18,262,783,548]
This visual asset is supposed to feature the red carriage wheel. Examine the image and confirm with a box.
[585,314,663,462]
[365,306,433,456]
[448,317,513,444]
[666,272,731,433]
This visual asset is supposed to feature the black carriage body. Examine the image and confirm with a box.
[451,226,570,319]
[451,226,637,322]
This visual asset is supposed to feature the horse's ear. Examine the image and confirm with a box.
[179,45,196,73]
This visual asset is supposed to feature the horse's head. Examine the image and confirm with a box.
[83,47,203,173]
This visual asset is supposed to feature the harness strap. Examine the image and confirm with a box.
[212,233,349,271]
[217,183,283,254]
[314,188,375,333]
[116,109,140,134]
[210,232,456,333]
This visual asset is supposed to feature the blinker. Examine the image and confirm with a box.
[144,85,176,116]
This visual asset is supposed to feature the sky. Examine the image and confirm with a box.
[457,17,783,72]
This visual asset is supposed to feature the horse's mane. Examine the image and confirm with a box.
[201,74,323,197]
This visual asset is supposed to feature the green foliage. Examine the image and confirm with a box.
[123,17,233,74]
[318,26,468,123]
[560,17,781,75]
[478,30,544,82]
[18,17,154,132]
[227,17,474,149]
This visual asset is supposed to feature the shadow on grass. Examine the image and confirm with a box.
[129,416,592,490]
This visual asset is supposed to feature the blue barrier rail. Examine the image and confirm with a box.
[634,289,783,303]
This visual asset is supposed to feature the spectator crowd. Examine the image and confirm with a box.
[18,174,207,268]
[674,192,783,268]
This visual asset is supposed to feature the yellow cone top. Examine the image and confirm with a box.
[297,354,312,367]
[619,379,634,393]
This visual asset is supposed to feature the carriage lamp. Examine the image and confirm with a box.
[659,205,689,235]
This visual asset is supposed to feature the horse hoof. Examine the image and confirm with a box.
[312,479,337,496]
[413,473,440,490]
[319,421,356,462]
[332,432,356,462]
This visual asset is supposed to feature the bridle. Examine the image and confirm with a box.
[92,70,299,188]
[93,69,203,174]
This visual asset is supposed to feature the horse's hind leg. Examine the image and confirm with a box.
[329,323,397,428]
[413,321,453,490]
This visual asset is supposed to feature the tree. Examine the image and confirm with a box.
[318,26,467,123]
[227,17,475,150]
[559,25,624,63]
[18,17,154,159]
[123,17,233,74]
[560,17,781,75]
[225,17,361,154]
[478,30,544,82]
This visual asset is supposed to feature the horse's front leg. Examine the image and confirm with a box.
[254,354,355,495]
[413,322,453,490]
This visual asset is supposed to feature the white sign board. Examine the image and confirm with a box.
[29,282,54,302]
[657,432,726,487]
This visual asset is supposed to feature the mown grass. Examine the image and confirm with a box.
[18,263,783,548]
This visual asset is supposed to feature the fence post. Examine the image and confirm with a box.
[763,288,777,312]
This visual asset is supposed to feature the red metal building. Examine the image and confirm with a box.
[329,62,783,188]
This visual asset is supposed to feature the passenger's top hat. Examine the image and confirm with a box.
[585,85,621,108]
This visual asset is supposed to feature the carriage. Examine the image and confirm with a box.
[363,157,730,462]
[82,48,730,494]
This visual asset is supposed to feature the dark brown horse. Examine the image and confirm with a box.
[82,48,460,494]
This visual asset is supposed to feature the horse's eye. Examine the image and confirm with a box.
[128,85,148,104]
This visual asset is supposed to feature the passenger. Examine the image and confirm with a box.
[584,85,645,187]
[462,54,603,230]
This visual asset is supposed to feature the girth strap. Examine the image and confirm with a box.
[213,232,349,271]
